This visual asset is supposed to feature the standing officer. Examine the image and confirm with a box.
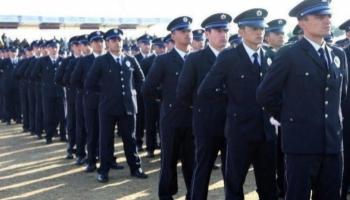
[191,29,205,52]
[71,31,104,172]
[32,39,66,144]
[55,36,80,158]
[198,9,277,200]
[336,19,350,48]
[142,16,195,200]
[257,0,348,199]
[164,34,175,52]
[134,33,153,151]
[228,34,242,48]
[85,28,147,183]
[265,19,286,59]
[139,37,166,157]
[177,13,231,199]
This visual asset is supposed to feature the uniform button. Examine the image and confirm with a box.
[198,109,201,112]
[327,74,331,79]
[122,92,125,95]
[289,118,294,122]
[305,72,309,76]
[121,78,124,81]
[325,87,329,91]
[169,104,172,108]
[260,72,263,77]
[262,107,265,111]
[240,75,245,79]
[325,114,328,119]
[120,71,123,74]
[233,113,237,117]
[325,101,328,105]
[122,85,125,88]
[215,88,220,92]
[175,72,179,76]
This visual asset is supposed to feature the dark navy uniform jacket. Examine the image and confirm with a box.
[85,52,144,116]
[142,49,192,128]
[197,44,275,141]
[177,46,227,135]
[0,58,19,94]
[257,38,348,154]
[31,56,64,98]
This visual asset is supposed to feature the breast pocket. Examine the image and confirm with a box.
[295,69,317,90]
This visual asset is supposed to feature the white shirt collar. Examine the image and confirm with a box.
[50,55,58,62]
[208,44,221,57]
[109,52,123,64]
[304,36,327,52]
[174,47,189,60]
[92,52,101,58]
[242,41,262,64]
[141,52,151,58]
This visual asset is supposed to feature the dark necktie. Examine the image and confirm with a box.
[253,52,261,71]
[318,48,329,70]
[184,54,188,61]
[116,58,121,66]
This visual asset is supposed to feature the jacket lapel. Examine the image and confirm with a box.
[300,38,327,71]
[204,46,216,66]
[237,43,259,74]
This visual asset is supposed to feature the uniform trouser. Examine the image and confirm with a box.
[136,94,145,148]
[75,92,86,158]
[276,128,285,197]
[27,85,36,132]
[42,95,66,140]
[19,85,29,130]
[84,101,99,165]
[158,124,195,200]
[341,119,350,200]
[66,96,76,154]
[4,91,16,122]
[225,139,277,200]
[0,92,4,120]
[35,85,43,136]
[98,112,141,175]
[144,99,160,152]
[285,153,342,200]
[14,88,21,122]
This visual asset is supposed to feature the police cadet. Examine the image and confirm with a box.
[293,25,304,41]
[265,19,286,59]
[71,31,104,173]
[55,36,80,158]
[177,13,231,199]
[32,39,67,144]
[134,33,153,151]
[256,0,348,199]
[139,37,166,157]
[336,19,350,48]
[142,16,195,200]
[198,8,278,200]
[69,35,90,165]
[228,34,242,48]
[341,20,350,200]
[85,28,147,183]
[191,29,205,52]
[164,33,175,52]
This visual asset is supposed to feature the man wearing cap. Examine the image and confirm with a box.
[71,31,106,173]
[257,0,348,199]
[336,19,350,48]
[177,13,231,199]
[142,16,194,200]
[85,28,147,183]
[66,35,89,165]
[229,34,242,48]
[265,19,286,58]
[191,29,205,52]
[32,39,66,144]
[198,8,277,199]
[55,36,80,158]
[164,34,175,52]
[134,33,153,152]
[139,37,166,158]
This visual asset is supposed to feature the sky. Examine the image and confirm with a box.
[0,0,349,40]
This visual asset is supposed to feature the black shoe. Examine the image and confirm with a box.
[46,138,53,144]
[131,169,148,179]
[37,135,43,140]
[22,128,29,133]
[96,173,108,183]
[155,144,161,149]
[110,162,124,170]
[66,153,74,159]
[212,164,220,170]
[60,137,67,142]
[137,146,144,152]
[6,121,11,125]
[146,151,155,158]
[75,157,86,165]
[86,164,97,173]
[30,132,36,136]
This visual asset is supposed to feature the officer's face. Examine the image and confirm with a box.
[81,44,91,55]
[346,31,350,39]
[71,44,81,56]
[239,26,264,49]
[299,14,331,39]
[25,50,33,58]
[191,40,205,51]
[154,46,166,55]
[41,48,48,56]
[91,39,103,54]
[206,28,229,50]
[166,42,175,52]
[267,32,285,49]
[9,51,17,58]
[107,37,123,55]
[47,46,58,56]
[172,29,192,46]
[139,42,151,54]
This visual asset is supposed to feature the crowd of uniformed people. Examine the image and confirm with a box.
[1,0,350,199]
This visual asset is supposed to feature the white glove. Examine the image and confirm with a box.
[269,117,281,126]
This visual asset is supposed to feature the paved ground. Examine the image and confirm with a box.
[0,122,260,200]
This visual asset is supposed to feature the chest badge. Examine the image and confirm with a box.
[334,56,340,68]
[126,60,131,67]
[267,57,272,66]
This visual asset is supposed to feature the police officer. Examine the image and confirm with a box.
[71,31,104,172]
[336,19,350,48]
[256,0,348,199]
[139,37,166,157]
[177,13,231,199]
[191,29,205,52]
[198,8,277,200]
[265,19,286,58]
[164,34,175,52]
[85,28,147,183]
[228,34,242,48]
[55,36,80,158]
[32,39,66,144]
[143,16,195,200]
